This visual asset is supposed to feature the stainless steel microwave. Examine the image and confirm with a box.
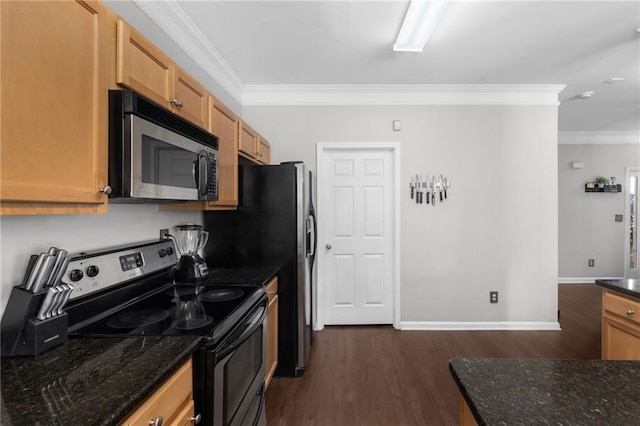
[108,90,218,201]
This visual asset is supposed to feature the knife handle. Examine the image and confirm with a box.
[36,287,58,321]
[20,255,39,289]
[24,254,47,291]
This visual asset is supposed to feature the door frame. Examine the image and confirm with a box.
[315,142,401,330]
[624,166,640,279]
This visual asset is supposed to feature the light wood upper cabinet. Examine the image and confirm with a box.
[0,0,109,215]
[239,121,271,165]
[239,121,258,160]
[174,69,208,129]
[602,289,640,360]
[116,19,207,129]
[208,96,239,208]
[257,136,271,165]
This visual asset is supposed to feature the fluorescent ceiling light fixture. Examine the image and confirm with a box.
[394,0,450,52]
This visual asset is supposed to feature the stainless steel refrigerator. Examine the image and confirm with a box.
[202,162,316,376]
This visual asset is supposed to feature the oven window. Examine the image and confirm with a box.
[141,134,196,189]
[225,325,263,424]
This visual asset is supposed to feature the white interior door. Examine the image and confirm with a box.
[317,143,399,326]
[625,167,639,279]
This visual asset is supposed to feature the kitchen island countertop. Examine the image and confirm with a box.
[449,358,640,425]
[596,278,640,299]
[1,335,201,425]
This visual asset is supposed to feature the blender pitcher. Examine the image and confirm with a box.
[174,223,209,282]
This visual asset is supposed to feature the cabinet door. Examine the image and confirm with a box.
[257,136,271,165]
[602,314,640,360]
[169,400,196,426]
[174,67,208,129]
[239,121,258,160]
[120,360,193,426]
[265,278,278,389]
[1,0,108,210]
[117,19,174,110]
[208,96,239,208]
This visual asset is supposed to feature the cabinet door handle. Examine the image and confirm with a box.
[626,309,635,316]
[170,98,184,108]
[99,186,112,195]
[148,416,163,426]
[190,414,202,424]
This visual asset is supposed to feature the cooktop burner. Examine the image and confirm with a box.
[173,315,214,331]
[107,309,170,329]
[200,288,244,302]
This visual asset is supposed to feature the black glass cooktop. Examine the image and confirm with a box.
[69,283,264,344]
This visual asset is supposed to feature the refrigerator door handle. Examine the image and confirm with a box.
[307,214,316,257]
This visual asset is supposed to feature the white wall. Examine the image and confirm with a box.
[0,205,201,317]
[244,104,559,327]
[558,143,640,280]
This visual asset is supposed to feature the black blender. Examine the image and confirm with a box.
[173,223,209,282]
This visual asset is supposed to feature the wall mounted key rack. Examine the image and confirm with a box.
[409,174,451,206]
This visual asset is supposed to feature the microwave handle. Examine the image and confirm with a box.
[194,150,210,197]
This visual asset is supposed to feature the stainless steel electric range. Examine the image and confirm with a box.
[64,239,267,426]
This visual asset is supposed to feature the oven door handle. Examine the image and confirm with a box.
[252,385,266,426]
[216,303,267,360]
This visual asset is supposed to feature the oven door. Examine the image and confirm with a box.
[198,298,267,426]
[129,114,216,200]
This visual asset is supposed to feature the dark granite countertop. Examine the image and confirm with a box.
[1,335,201,426]
[596,279,640,299]
[449,358,640,425]
[204,265,281,286]
[0,265,280,425]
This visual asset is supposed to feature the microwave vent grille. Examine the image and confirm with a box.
[133,93,218,150]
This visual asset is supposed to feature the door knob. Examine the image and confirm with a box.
[326,244,332,249]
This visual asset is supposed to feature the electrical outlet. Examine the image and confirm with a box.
[588,259,595,267]
[490,291,498,304]
[160,228,169,240]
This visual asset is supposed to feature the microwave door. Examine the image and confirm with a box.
[130,115,201,200]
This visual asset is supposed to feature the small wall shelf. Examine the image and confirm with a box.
[585,184,622,193]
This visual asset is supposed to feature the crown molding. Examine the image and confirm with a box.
[129,1,565,108]
[131,0,244,103]
[241,84,566,106]
[558,131,640,145]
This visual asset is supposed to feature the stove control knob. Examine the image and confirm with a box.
[86,265,100,278]
[166,246,174,256]
[69,269,84,282]
[158,248,167,258]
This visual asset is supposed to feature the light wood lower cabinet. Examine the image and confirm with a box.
[0,0,109,215]
[460,398,478,426]
[120,360,199,426]
[265,277,279,390]
[602,289,640,360]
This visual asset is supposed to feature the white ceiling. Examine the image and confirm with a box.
[156,1,640,134]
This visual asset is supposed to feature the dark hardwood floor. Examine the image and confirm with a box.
[265,284,602,426]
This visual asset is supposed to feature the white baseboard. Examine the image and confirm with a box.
[558,277,624,284]
[399,321,561,331]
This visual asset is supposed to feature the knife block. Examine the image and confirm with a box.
[0,286,68,356]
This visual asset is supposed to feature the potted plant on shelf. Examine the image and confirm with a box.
[595,176,608,189]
